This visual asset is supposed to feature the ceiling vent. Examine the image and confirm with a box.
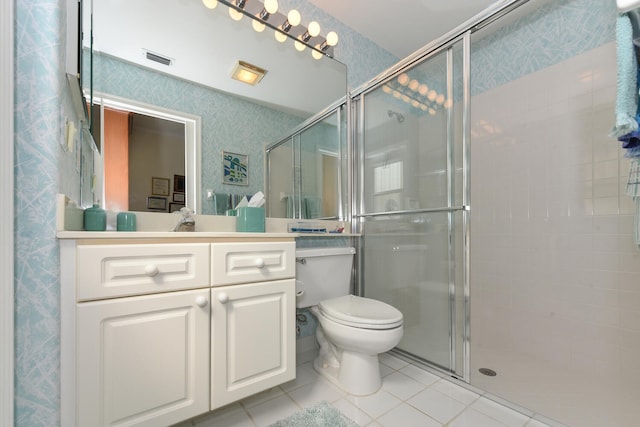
[144,50,173,66]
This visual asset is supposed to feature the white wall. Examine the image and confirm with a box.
[128,121,185,212]
[470,41,640,426]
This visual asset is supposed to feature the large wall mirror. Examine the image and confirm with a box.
[266,100,347,220]
[82,0,347,215]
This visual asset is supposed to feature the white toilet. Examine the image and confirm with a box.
[296,247,403,396]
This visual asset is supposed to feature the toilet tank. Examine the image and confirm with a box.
[295,247,356,308]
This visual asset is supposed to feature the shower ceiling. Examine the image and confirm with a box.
[309,0,497,58]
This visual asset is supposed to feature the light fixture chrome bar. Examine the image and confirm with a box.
[259,8,270,20]
[215,0,336,57]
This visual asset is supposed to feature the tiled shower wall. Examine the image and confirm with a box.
[470,39,640,425]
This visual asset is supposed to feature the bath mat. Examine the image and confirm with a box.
[267,401,359,427]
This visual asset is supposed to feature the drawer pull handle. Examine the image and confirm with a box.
[144,264,159,277]
[217,293,229,304]
[255,258,266,268]
[195,296,208,308]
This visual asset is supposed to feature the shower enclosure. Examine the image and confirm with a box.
[352,38,468,378]
[353,0,631,425]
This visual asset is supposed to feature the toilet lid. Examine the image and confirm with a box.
[318,295,403,330]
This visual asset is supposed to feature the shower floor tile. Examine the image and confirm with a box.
[189,351,554,427]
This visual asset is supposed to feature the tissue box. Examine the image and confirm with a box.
[236,207,265,232]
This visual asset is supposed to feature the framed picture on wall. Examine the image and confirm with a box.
[151,177,170,196]
[173,192,185,203]
[174,174,185,193]
[147,196,167,211]
[223,151,248,186]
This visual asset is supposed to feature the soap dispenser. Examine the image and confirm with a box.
[84,203,107,231]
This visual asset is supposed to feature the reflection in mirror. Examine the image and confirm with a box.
[266,101,347,220]
[83,0,347,215]
[93,94,200,213]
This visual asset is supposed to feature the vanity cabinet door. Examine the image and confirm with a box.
[77,288,210,427]
[211,279,295,409]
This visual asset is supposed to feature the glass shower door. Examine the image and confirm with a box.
[355,40,466,376]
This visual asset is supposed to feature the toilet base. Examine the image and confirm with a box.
[313,350,382,396]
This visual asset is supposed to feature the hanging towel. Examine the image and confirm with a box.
[611,14,639,138]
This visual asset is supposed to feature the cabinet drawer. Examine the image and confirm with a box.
[77,243,210,301]
[211,242,295,286]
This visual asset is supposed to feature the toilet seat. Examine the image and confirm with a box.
[318,295,403,330]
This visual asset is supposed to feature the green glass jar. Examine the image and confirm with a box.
[84,204,106,231]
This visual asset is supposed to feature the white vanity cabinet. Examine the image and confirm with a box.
[60,237,296,427]
[211,242,296,409]
[76,288,211,427]
[210,241,296,409]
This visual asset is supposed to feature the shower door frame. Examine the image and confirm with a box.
[351,36,469,379]
[349,0,531,382]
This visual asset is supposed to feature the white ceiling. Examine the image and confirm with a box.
[309,0,498,58]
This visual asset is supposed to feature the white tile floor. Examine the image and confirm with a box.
[184,352,553,427]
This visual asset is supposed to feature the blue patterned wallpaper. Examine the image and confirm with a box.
[14,0,70,424]
[471,0,616,95]
[14,0,618,425]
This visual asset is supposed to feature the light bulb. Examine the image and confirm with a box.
[411,100,420,108]
[252,19,266,32]
[427,90,437,101]
[429,108,436,116]
[308,21,320,37]
[409,79,419,91]
[382,85,392,94]
[326,31,338,46]
[288,9,301,26]
[264,0,278,14]
[436,94,445,104]
[229,8,243,21]
[294,40,306,51]
[392,90,402,99]
[418,84,428,96]
[275,30,287,42]
[312,49,323,60]
[401,94,411,103]
[202,0,218,9]
[397,73,409,86]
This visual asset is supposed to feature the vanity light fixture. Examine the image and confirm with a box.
[281,9,301,32]
[300,21,320,42]
[202,0,218,9]
[381,73,451,115]
[231,60,267,86]
[229,0,246,20]
[210,0,338,58]
[259,0,278,20]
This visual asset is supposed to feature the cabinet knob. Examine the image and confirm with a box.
[217,292,229,304]
[144,264,159,277]
[255,258,266,268]
[195,296,208,307]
